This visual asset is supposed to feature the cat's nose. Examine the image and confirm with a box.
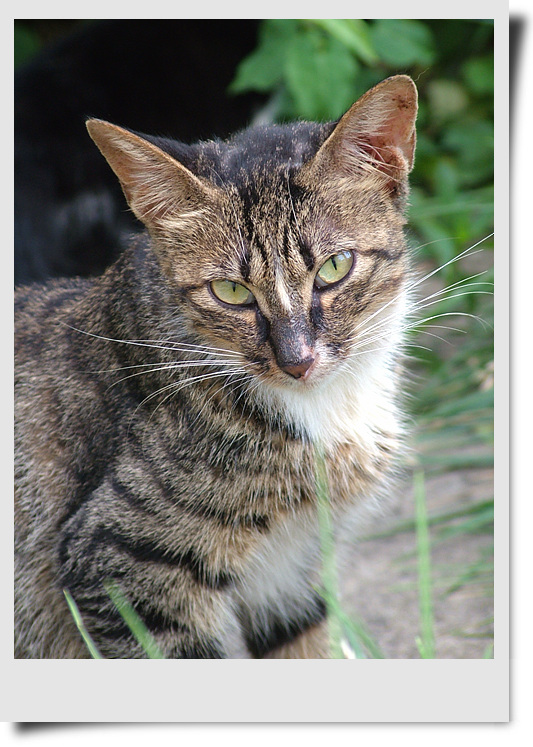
[280,356,316,380]
[269,316,316,380]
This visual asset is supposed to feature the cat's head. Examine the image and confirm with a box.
[87,76,417,407]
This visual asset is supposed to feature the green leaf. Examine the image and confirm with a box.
[370,19,436,67]
[426,80,469,123]
[229,20,298,94]
[442,120,494,187]
[308,19,378,64]
[14,23,41,68]
[462,55,494,95]
[284,28,359,120]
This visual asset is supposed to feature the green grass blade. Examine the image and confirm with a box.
[63,589,103,659]
[416,451,494,472]
[337,608,385,660]
[444,547,494,595]
[316,588,366,658]
[314,446,344,659]
[436,506,494,540]
[414,470,436,658]
[104,581,166,659]
[361,498,494,542]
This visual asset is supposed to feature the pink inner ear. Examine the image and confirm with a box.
[346,113,415,173]
[121,157,180,223]
[325,77,418,183]
[376,101,417,168]
[87,119,219,230]
[348,134,413,181]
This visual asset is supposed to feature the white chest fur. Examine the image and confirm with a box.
[232,311,407,647]
[234,506,321,623]
[254,343,402,454]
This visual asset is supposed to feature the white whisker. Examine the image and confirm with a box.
[345,237,493,355]
[133,366,251,421]
[406,233,493,295]
[408,310,492,331]
[411,290,493,314]
[189,371,256,429]
[350,233,493,341]
[104,359,249,390]
[62,323,243,358]
[95,357,244,374]
[410,277,492,309]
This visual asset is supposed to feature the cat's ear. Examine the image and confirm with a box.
[300,75,418,196]
[86,119,219,231]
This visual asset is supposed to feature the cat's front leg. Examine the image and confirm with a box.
[262,618,331,659]
[58,486,244,659]
[61,579,242,659]
[238,590,330,659]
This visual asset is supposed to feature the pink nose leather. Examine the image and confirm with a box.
[281,357,316,380]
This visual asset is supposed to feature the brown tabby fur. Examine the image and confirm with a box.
[14,76,417,658]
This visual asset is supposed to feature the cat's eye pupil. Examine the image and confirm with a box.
[210,279,255,306]
[315,250,354,289]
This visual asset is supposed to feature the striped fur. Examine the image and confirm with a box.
[14,76,417,658]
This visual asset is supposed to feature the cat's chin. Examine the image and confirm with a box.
[247,345,401,447]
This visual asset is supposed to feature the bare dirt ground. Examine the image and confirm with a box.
[340,464,494,658]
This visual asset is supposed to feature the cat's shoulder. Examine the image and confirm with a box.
[15,276,91,316]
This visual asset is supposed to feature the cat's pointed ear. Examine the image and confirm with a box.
[300,75,418,196]
[86,119,219,231]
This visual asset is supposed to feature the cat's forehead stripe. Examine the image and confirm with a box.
[242,231,295,313]
[273,259,293,314]
[295,238,315,271]
[239,245,251,281]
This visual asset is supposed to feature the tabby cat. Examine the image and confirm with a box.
[14,75,417,658]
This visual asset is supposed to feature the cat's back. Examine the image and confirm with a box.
[15,273,111,521]
[15,276,93,462]
[15,277,101,658]
[15,276,92,361]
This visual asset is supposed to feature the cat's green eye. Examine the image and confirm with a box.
[315,251,354,289]
[210,279,255,306]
